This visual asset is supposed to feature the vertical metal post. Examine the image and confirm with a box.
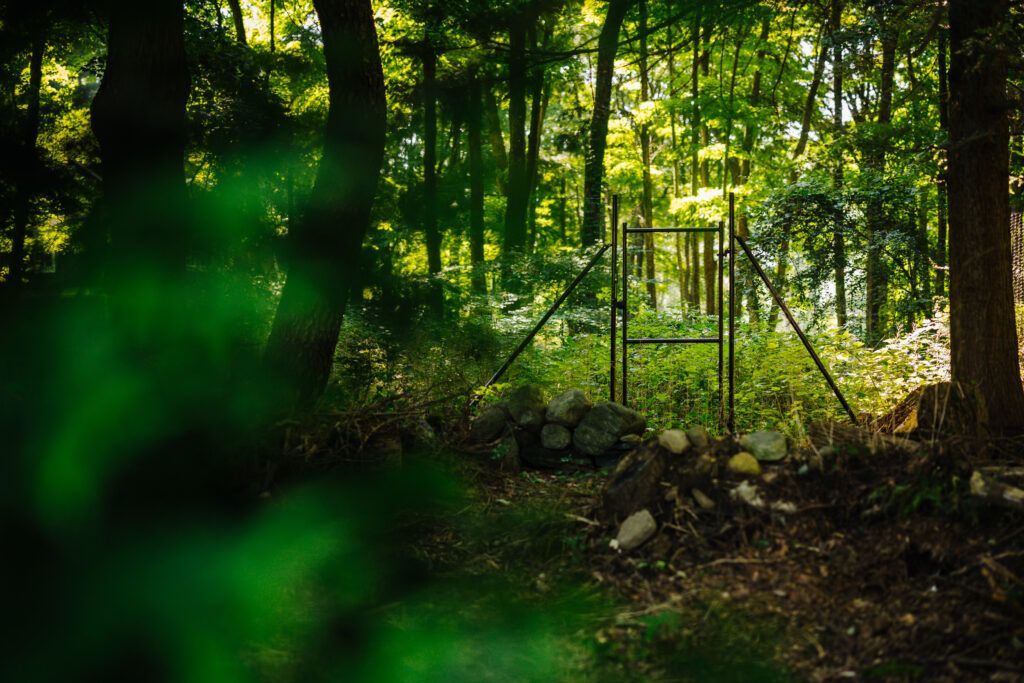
[610,196,618,402]
[728,193,736,432]
[718,219,725,429]
[621,220,629,406]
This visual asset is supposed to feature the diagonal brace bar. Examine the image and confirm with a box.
[735,234,859,425]
[481,244,611,393]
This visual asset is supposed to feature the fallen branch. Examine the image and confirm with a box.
[969,471,1024,511]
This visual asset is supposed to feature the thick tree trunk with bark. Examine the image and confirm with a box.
[947,0,1024,432]
[581,0,630,246]
[264,0,386,407]
[90,0,189,329]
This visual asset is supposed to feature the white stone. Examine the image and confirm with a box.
[615,509,657,551]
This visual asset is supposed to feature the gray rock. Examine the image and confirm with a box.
[507,385,546,431]
[658,429,691,455]
[739,431,788,462]
[686,426,711,451]
[541,423,572,450]
[573,401,646,456]
[615,509,657,551]
[469,404,509,443]
[546,390,592,428]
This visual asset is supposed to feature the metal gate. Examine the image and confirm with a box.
[608,195,727,427]
[610,193,857,430]
[480,193,857,430]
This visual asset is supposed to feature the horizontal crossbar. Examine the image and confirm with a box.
[625,227,718,234]
[626,337,721,345]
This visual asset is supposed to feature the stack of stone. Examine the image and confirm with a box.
[468,385,647,469]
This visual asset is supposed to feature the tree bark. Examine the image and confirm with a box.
[525,25,551,253]
[947,0,1024,432]
[90,0,189,335]
[226,0,248,45]
[864,31,896,345]
[831,0,847,328]
[581,0,631,246]
[422,42,442,280]
[638,0,656,309]
[484,88,508,196]
[9,26,45,287]
[503,18,530,253]
[264,0,386,407]
[468,77,486,294]
[936,29,949,298]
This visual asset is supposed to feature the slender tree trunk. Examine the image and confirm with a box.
[794,28,827,161]
[90,0,189,341]
[581,0,630,246]
[689,232,700,307]
[638,0,656,309]
[865,32,895,345]
[484,88,508,196]
[525,26,551,253]
[468,77,486,294]
[936,29,949,298]
[422,43,442,278]
[739,19,769,323]
[504,18,530,253]
[9,28,45,287]
[831,0,847,328]
[919,188,932,312]
[227,0,247,45]
[948,0,1024,432]
[690,14,700,198]
[269,0,276,52]
[675,233,686,308]
[264,0,386,406]
[770,27,827,326]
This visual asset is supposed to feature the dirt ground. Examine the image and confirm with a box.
[443,429,1024,682]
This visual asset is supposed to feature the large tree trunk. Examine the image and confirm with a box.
[503,18,530,253]
[831,0,847,328]
[264,0,386,407]
[581,0,630,246]
[947,0,1024,432]
[468,77,487,294]
[8,26,45,287]
[90,0,189,341]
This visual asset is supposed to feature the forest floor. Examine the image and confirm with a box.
[408,432,1024,682]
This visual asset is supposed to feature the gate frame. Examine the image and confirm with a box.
[611,193,858,431]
